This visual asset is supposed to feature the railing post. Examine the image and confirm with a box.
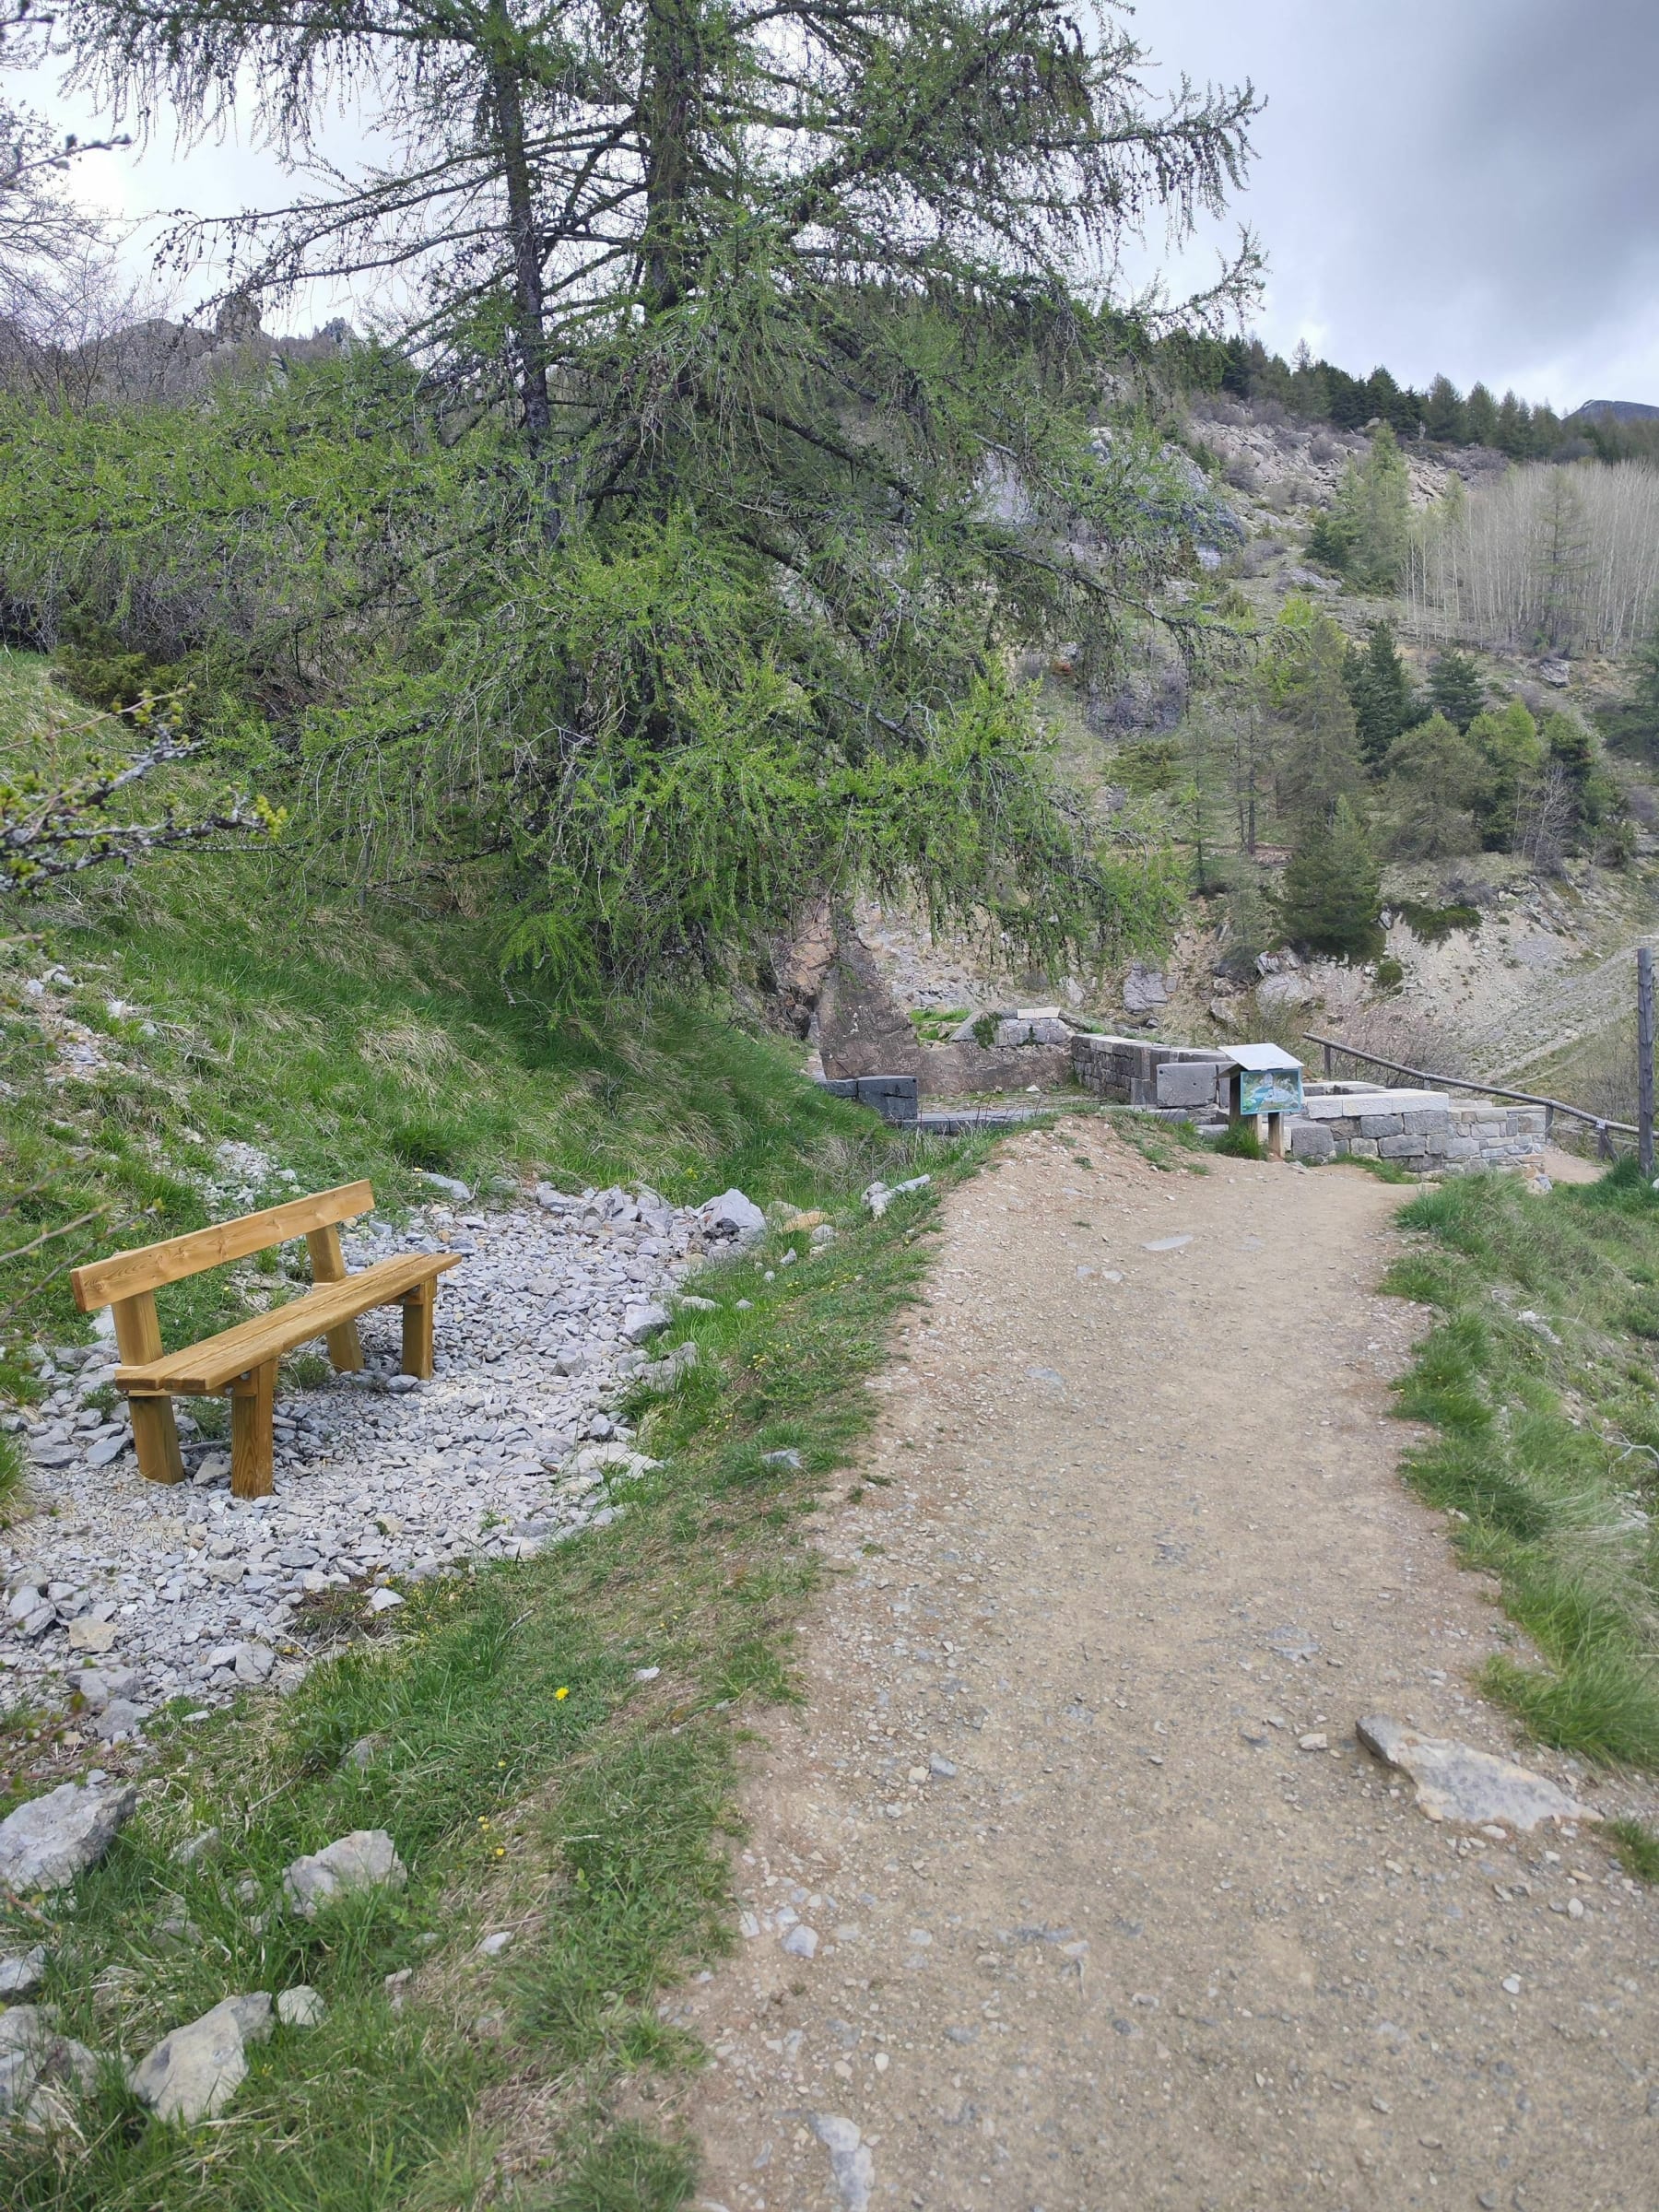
[1639,948,1655,1180]
[1323,1040,1334,1079]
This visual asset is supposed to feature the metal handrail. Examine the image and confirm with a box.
[1301,1030,1636,1152]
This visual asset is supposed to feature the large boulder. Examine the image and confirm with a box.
[128,1994,273,2125]
[0,1782,138,1893]
[281,1830,407,1919]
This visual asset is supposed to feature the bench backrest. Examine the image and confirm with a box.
[71,1181,375,1313]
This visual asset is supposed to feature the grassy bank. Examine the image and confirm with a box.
[1383,1163,1659,1780]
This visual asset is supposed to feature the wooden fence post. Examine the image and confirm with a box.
[1640,948,1655,1181]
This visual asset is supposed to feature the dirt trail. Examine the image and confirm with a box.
[667,1122,1659,2212]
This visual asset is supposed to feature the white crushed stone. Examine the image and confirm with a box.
[0,1181,747,1731]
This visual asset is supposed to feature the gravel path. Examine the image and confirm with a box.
[671,1121,1659,2212]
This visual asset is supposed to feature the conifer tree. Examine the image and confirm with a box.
[1343,618,1419,769]
[1428,650,1486,731]
[1306,423,1410,590]
[1467,700,1544,848]
[1279,794,1381,957]
[1258,599,1363,828]
[1465,383,1500,446]
[1381,712,1486,859]
[1424,374,1466,444]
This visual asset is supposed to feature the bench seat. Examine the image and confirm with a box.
[115,1252,461,1394]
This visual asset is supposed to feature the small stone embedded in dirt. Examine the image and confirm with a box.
[0,1946,47,1996]
[0,1780,138,1891]
[928,1752,957,1778]
[782,1924,819,1959]
[477,1930,514,1957]
[276,1986,325,2028]
[281,1829,407,1918]
[1501,1974,1523,1995]
[1299,1732,1329,1751]
[1356,1716,1600,1830]
[1268,1625,1319,1660]
[1142,1234,1193,1253]
[128,1993,272,2125]
[808,2112,875,2212]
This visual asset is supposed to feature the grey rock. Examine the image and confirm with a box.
[384,1373,422,1395]
[1356,1716,1600,1830]
[416,1171,472,1202]
[782,1923,819,1958]
[171,1826,220,1866]
[0,1946,47,1996]
[281,1829,407,1917]
[90,1699,147,1743]
[762,1448,802,1470]
[127,1994,271,2125]
[1123,961,1169,1015]
[928,1752,958,1779]
[696,1189,767,1245]
[808,2112,875,2212]
[85,1431,130,1468]
[621,1301,669,1343]
[0,2005,99,2126]
[276,1985,325,2028]
[476,1929,514,1957]
[0,1781,138,1892]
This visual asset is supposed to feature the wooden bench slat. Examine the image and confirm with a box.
[71,1181,377,1312]
[116,1251,461,1394]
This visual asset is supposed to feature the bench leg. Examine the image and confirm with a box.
[400,1280,436,1381]
[128,1394,185,1487]
[306,1225,365,1372]
[230,1360,276,1500]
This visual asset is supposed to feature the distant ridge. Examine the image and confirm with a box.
[1571,399,1659,424]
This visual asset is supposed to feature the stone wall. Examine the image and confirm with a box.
[1286,1088,1547,1175]
[1071,1033,1232,1108]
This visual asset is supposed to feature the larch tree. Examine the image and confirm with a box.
[53,0,1265,994]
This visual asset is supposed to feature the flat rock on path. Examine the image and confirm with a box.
[671,1123,1659,2212]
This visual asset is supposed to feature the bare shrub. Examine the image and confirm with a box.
[1319,1000,1471,1087]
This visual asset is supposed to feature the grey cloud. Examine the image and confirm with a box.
[1145,0,1659,406]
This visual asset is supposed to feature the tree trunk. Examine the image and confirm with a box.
[489,58,552,449]
[640,0,700,316]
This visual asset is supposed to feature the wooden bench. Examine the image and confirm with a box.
[69,1181,461,1500]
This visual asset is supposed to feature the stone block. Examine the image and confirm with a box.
[1156,1061,1221,1110]
[1421,1129,1449,1155]
[1445,1136,1479,1159]
[1379,1135,1420,1159]
[1359,1113,1404,1138]
[1288,1120,1335,1163]
[1403,1108,1450,1135]
[1346,1136,1379,1159]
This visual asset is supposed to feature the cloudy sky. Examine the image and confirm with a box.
[18,0,1659,409]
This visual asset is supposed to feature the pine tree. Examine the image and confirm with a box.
[1382,712,1486,859]
[1467,700,1544,849]
[1343,618,1419,769]
[1465,383,1500,447]
[1428,650,1486,731]
[1259,600,1364,829]
[1308,423,1411,590]
[1424,374,1467,443]
[1279,795,1382,957]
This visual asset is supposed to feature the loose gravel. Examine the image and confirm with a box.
[1,1180,749,1737]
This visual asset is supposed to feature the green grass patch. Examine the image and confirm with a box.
[1111,1108,1210,1175]
[1209,1119,1265,1160]
[1382,1160,1659,1771]
[1606,1817,1659,1884]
